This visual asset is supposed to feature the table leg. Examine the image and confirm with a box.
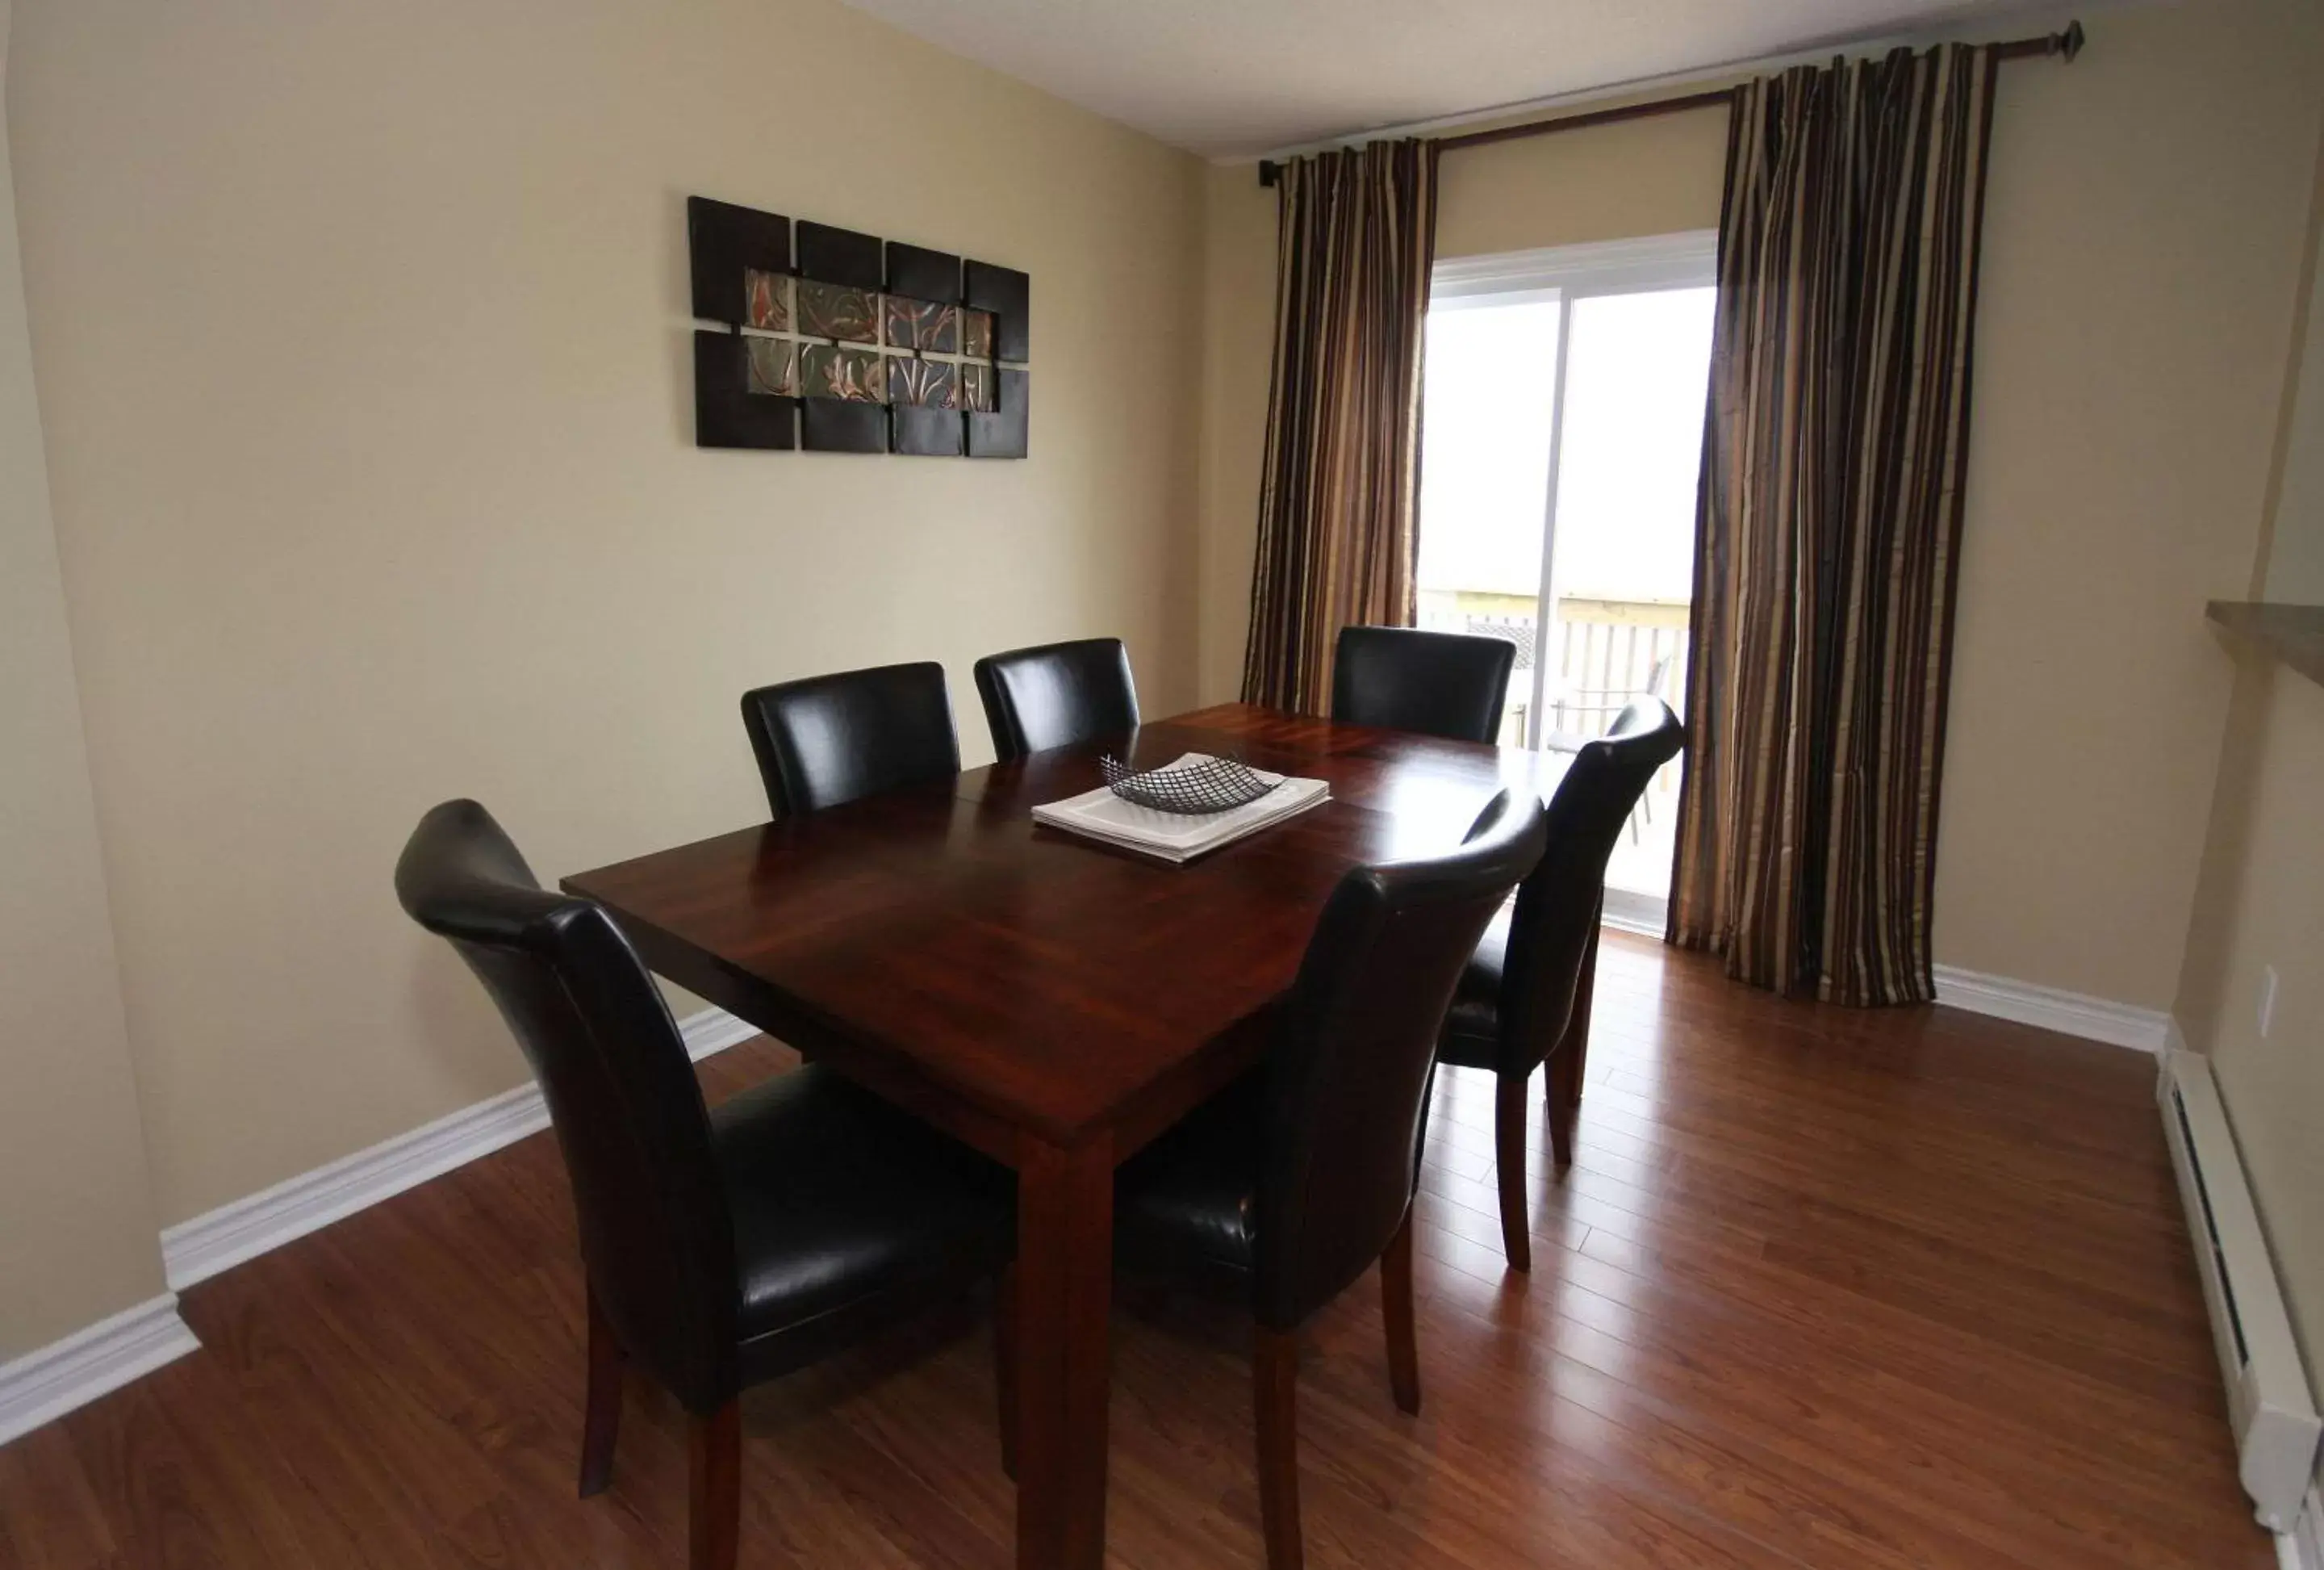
[1014,1133,1114,1570]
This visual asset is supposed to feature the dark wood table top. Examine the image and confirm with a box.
[564,703,1571,1158]
[566,702,1574,1568]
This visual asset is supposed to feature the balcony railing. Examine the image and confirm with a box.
[1418,588,1688,751]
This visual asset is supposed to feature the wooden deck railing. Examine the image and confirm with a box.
[1539,597,1688,734]
[1418,592,1688,787]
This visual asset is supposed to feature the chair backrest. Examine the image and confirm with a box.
[1252,789,1549,1329]
[1331,626,1516,744]
[394,801,738,1413]
[739,662,959,818]
[1494,698,1686,1076]
[973,637,1140,761]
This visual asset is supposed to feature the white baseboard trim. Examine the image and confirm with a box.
[1598,887,1668,940]
[160,1006,759,1292]
[0,1293,199,1448]
[2281,1485,2324,1570]
[1930,965,2169,1053]
[680,1005,763,1061]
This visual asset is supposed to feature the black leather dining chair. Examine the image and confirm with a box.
[1110,789,1549,1570]
[739,661,959,818]
[972,636,1140,760]
[1439,698,1686,1271]
[395,801,1014,1570]
[1331,626,1517,744]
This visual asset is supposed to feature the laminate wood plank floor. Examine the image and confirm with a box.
[0,936,2272,1568]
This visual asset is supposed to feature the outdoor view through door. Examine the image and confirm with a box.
[1417,234,1716,924]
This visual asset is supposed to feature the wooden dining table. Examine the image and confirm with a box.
[562,702,1576,1570]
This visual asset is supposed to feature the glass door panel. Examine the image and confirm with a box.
[1415,298,1560,747]
[1542,287,1714,900]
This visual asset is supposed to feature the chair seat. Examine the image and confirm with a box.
[1113,1070,1269,1283]
[1437,906,1510,1070]
[711,1066,1014,1349]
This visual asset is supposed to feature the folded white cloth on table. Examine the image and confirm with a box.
[1031,753,1330,864]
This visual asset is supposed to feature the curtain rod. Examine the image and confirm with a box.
[1256,19,2083,186]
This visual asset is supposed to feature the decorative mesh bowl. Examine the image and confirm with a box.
[1099,753,1278,815]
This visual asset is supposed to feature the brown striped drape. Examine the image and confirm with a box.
[1242,140,1437,714]
[1670,44,1998,1007]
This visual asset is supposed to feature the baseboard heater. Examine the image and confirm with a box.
[2157,1049,2321,1531]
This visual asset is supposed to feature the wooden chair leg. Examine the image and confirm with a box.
[1380,1212,1420,1416]
[1554,909,1602,1112]
[995,1262,1020,1481]
[688,1400,740,1570]
[1252,1327,1304,1570]
[578,1287,623,1497]
[1494,1072,1532,1272]
[1545,1051,1576,1167]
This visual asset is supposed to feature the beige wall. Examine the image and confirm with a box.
[2183,661,2324,1404]
[0,0,166,1359]
[1433,107,1729,261]
[2262,134,2324,605]
[1195,0,2324,1010]
[2176,119,2324,1408]
[8,0,1204,1226]
[1938,0,2321,1005]
[1195,167,1277,704]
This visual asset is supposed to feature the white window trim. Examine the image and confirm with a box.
[1432,230,1719,304]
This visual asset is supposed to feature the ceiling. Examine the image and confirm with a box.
[841,0,2053,160]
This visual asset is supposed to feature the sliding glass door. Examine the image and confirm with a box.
[1416,234,1716,918]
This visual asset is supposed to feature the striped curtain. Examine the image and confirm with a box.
[1242,140,1437,714]
[1670,44,1999,1007]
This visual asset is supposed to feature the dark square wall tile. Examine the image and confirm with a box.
[804,399,890,453]
[893,404,964,457]
[695,330,796,449]
[688,196,791,324]
[963,261,1030,362]
[886,241,961,304]
[968,368,1027,458]
[797,220,884,290]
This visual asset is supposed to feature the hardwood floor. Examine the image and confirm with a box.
[0,935,2270,1568]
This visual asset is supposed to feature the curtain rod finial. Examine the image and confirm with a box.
[2057,19,2085,61]
[1258,159,1282,189]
